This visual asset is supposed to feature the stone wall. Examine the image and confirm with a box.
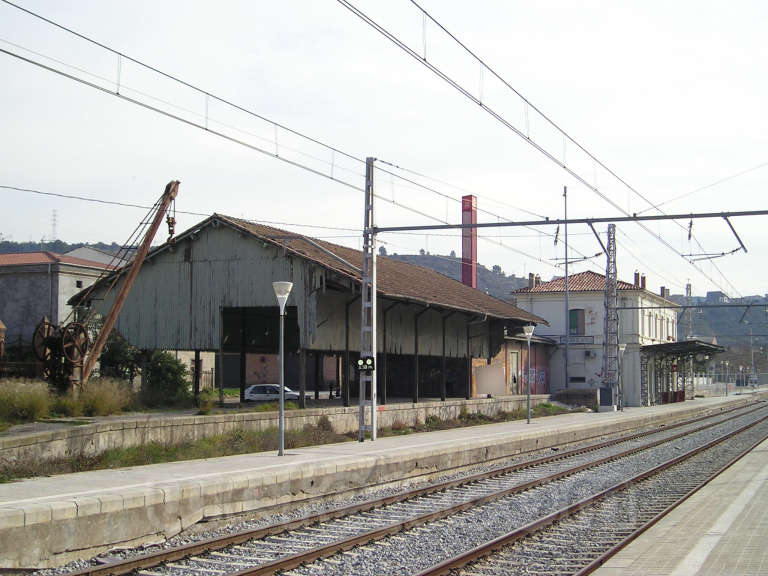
[0,395,551,466]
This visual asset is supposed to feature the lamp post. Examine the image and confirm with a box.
[618,343,627,411]
[523,324,535,424]
[272,281,293,457]
[725,360,730,397]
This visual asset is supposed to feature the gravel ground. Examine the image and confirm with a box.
[282,408,768,576]
[30,403,762,576]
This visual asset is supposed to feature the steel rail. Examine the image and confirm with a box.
[415,414,768,576]
[67,403,760,576]
[573,426,768,574]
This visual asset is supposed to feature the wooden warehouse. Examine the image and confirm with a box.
[76,214,546,405]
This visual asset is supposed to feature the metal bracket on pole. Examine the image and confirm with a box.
[588,222,608,256]
[723,216,748,254]
[359,157,378,441]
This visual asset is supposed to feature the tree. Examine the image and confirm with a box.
[450,250,456,258]
[378,246,387,256]
[419,248,426,255]
[492,264,503,275]
[140,351,190,407]
[98,331,139,380]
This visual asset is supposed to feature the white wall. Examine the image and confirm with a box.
[515,287,678,406]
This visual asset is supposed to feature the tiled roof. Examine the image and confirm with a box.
[514,270,639,293]
[0,251,111,269]
[218,215,546,324]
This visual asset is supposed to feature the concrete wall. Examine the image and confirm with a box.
[0,263,102,345]
[0,396,550,466]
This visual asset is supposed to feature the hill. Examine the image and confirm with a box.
[386,252,528,301]
[0,239,124,255]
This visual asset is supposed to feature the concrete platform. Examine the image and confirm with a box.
[0,394,763,569]
[594,434,768,575]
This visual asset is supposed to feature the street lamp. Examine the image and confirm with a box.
[273,281,293,457]
[618,343,627,411]
[523,324,535,424]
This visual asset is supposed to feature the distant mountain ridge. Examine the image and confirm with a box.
[0,239,124,255]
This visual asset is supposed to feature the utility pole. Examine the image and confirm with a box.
[602,224,618,406]
[359,157,378,441]
[563,186,569,390]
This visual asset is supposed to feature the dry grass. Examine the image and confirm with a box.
[0,418,349,482]
[0,379,51,423]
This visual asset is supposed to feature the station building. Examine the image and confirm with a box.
[514,270,686,407]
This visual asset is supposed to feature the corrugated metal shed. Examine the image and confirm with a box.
[74,214,546,357]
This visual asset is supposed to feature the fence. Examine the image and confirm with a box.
[0,361,37,379]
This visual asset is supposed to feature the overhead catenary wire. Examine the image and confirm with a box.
[0,14,564,271]
[336,0,744,297]
[0,0,735,285]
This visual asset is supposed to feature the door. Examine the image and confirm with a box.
[509,351,520,394]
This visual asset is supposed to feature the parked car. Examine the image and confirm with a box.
[243,384,300,402]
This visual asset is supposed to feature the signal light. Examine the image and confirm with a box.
[357,357,375,371]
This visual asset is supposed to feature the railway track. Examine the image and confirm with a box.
[64,402,767,576]
[418,412,768,576]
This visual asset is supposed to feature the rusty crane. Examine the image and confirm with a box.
[32,180,179,390]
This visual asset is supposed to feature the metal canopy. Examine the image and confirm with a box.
[641,340,724,358]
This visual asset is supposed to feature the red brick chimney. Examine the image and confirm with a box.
[461,195,477,288]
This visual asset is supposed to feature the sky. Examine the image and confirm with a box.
[1,0,766,298]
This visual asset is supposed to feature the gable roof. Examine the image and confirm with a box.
[514,270,639,294]
[215,215,545,324]
[0,251,110,269]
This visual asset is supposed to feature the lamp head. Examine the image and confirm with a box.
[272,281,293,315]
[523,324,534,340]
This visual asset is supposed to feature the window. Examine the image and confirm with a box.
[569,309,585,336]
[76,280,83,288]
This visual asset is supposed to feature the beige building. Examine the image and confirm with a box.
[513,271,678,407]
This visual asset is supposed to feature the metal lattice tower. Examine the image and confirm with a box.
[684,282,693,339]
[602,224,618,397]
[359,157,378,441]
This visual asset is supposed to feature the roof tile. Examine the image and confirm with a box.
[219,215,546,324]
[514,270,638,293]
[0,251,111,269]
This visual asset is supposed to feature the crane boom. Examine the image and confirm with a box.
[81,181,179,383]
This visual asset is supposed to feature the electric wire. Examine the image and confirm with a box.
[0,185,360,232]
[0,0,727,283]
[0,33,560,269]
[408,0,741,295]
[337,0,742,296]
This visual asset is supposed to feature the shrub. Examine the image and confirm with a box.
[53,392,83,417]
[197,389,217,415]
[0,379,51,422]
[140,351,190,407]
[93,322,140,380]
[80,378,132,416]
